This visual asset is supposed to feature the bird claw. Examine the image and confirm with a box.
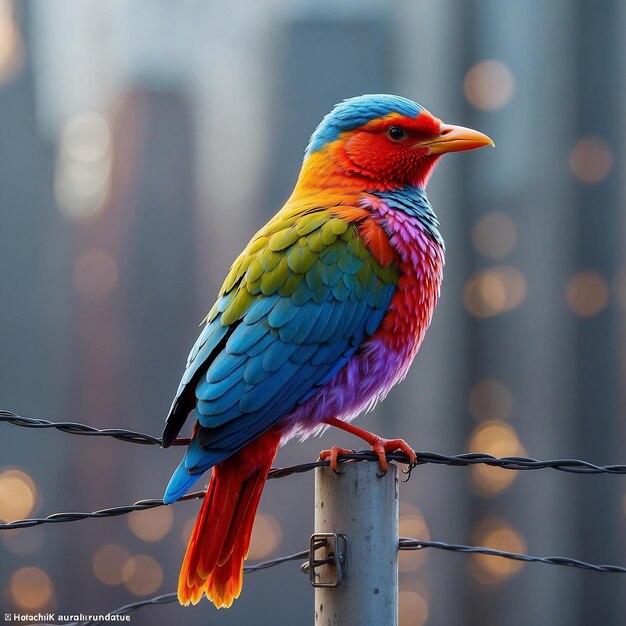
[319,447,356,473]
[321,438,416,477]
[369,437,417,475]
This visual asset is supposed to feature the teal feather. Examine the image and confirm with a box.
[243,295,278,324]
[239,360,301,413]
[243,354,271,385]
[226,322,269,355]
[289,342,318,364]
[196,362,245,401]
[268,298,300,328]
[180,322,229,387]
[196,402,242,428]
[205,352,248,384]
[337,253,362,275]
[246,332,277,357]
[305,263,324,291]
[197,378,246,414]
[290,280,313,306]
[262,341,298,372]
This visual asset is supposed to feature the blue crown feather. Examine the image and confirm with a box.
[306,94,424,156]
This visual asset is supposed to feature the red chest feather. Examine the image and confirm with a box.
[367,202,444,354]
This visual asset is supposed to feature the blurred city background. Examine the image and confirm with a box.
[1,0,625,624]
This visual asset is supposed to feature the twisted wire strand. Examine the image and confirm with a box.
[3,410,626,474]
[0,490,206,530]
[398,539,626,573]
[4,410,626,624]
[36,539,626,625]
[0,410,190,446]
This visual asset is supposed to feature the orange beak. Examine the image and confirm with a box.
[415,123,494,155]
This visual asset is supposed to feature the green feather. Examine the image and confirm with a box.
[320,221,339,245]
[221,288,255,325]
[295,213,327,236]
[260,248,282,272]
[305,262,324,291]
[287,243,317,274]
[307,230,326,252]
[346,234,370,260]
[245,258,264,283]
[329,218,348,235]
[260,257,289,295]
[278,272,302,297]
[269,228,300,252]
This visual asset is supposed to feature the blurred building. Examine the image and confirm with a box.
[0,1,625,625]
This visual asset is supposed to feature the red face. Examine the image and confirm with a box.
[340,112,444,188]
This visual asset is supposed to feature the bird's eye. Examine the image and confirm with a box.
[387,127,407,141]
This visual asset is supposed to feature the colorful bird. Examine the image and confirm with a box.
[162,94,493,608]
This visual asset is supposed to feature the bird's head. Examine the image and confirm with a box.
[302,94,493,189]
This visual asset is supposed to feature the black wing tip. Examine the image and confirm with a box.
[162,397,189,448]
[161,424,176,448]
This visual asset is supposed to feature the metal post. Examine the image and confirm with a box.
[313,461,398,626]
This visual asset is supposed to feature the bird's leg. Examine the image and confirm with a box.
[319,417,417,473]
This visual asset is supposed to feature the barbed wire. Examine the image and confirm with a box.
[0,491,206,530]
[3,410,626,474]
[5,439,626,531]
[398,539,626,573]
[0,410,189,446]
[4,408,626,624]
[36,537,626,625]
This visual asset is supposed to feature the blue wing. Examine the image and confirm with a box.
[162,219,398,503]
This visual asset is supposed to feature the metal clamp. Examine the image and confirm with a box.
[305,532,347,588]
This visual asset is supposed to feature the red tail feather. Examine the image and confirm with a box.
[177,428,281,608]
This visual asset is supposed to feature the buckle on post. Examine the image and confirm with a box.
[306,532,347,588]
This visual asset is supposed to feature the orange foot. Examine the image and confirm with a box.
[319,446,355,471]
[320,417,417,473]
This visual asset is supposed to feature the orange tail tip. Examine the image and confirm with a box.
[177,429,281,608]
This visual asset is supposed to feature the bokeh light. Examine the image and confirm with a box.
[398,502,430,573]
[0,467,38,522]
[464,266,527,318]
[470,518,526,585]
[464,60,515,110]
[569,136,613,184]
[0,1,24,84]
[468,421,524,495]
[73,248,119,301]
[11,567,54,610]
[93,544,132,585]
[566,271,609,317]
[467,379,513,422]
[128,505,173,542]
[399,590,429,626]
[248,511,282,560]
[122,555,163,596]
[55,113,112,219]
[472,212,517,259]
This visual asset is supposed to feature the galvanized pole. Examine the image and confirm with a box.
[313,461,398,626]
